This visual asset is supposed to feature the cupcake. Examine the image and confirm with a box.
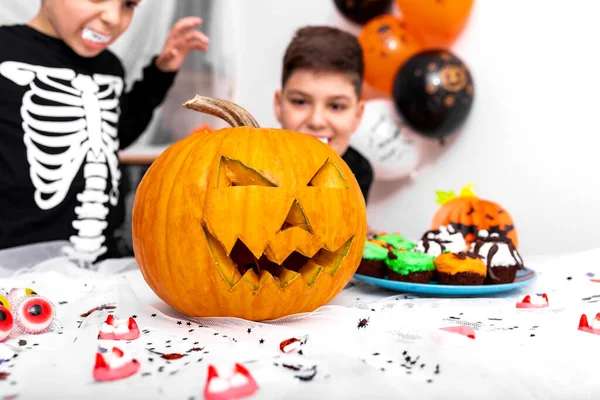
[373,233,416,251]
[414,225,468,257]
[470,230,524,285]
[434,251,487,285]
[356,240,389,278]
[385,249,435,283]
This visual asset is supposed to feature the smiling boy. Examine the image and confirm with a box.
[0,0,209,266]
[274,26,374,204]
[274,26,377,234]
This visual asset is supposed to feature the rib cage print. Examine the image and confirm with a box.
[0,61,124,266]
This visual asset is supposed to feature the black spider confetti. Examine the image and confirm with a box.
[357,317,370,329]
[281,364,318,381]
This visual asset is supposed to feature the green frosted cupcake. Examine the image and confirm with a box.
[356,240,390,278]
[385,249,435,283]
[374,233,416,251]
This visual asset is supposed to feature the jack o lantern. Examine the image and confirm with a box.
[431,184,519,248]
[132,96,367,321]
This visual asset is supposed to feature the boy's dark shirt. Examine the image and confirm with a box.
[342,146,373,204]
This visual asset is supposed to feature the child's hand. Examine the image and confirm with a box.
[155,16,210,73]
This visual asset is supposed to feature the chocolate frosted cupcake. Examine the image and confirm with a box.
[414,225,468,257]
[356,240,389,278]
[385,249,435,283]
[434,251,487,285]
[470,230,524,285]
[373,233,416,251]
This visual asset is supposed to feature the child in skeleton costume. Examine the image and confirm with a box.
[0,0,210,267]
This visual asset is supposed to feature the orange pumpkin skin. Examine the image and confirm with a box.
[132,105,367,321]
[431,196,518,248]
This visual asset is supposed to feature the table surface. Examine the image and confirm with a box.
[1,247,600,399]
[118,144,171,165]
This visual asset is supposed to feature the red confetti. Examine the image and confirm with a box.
[161,353,185,360]
[439,326,476,339]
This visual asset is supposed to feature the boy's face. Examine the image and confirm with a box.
[38,0,141,57]
[274,69,364,156]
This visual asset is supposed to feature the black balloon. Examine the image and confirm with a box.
[392,50,474,139]
[333,0,393,25]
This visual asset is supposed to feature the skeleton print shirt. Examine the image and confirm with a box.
[0,25,177,264]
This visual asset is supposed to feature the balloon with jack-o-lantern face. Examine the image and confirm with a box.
[132,96,367,321]
[392,49,474,139]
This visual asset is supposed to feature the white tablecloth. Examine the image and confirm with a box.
[1,247,600,399]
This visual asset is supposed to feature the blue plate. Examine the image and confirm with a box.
[353,268,537,296]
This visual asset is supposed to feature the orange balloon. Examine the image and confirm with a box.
[358,15,425,95]
[189,123,213,135]
[395,0,474,48]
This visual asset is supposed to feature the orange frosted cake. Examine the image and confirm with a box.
[434,251,487,285]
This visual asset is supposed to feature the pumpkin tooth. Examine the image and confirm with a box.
[210,234,354,289]
[263,245,280,265]
[297,261,323,286]
[202,224,243,287]
[315,236,354,275]
[241,268,275,291]
[277,268,302,287]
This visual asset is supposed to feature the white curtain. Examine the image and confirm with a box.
[149,0,239,144]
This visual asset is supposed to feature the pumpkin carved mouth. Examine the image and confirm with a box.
[202,226,354,290]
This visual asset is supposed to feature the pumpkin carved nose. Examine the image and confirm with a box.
[280,200,311,233]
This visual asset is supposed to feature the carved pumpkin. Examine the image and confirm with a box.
[132,96,367,321]
[431,184,519,248]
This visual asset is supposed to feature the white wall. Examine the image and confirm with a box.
[232,0,600,257]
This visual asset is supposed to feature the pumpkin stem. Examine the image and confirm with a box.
[183,95,260,128]
[435,183,477,205]
[435,190,456,205]
[459,183,477,197]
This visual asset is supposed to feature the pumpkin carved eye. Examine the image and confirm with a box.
[307,159,348,189]
[218,157,277,188]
